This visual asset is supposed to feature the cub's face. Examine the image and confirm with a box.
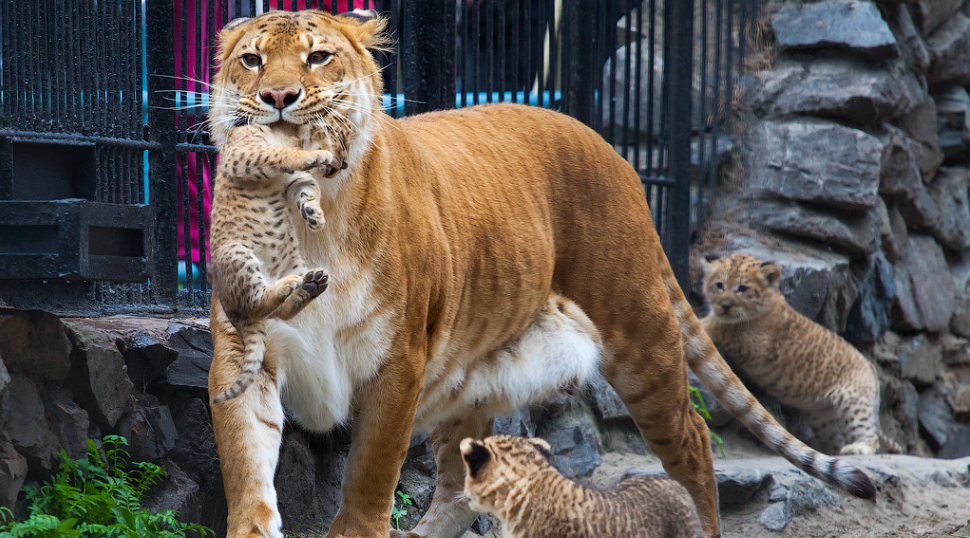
[209,9,386,146]
[701,253,781,324]
[460,435,553,514]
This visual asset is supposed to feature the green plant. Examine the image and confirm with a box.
[0,435,213,538]
[390,490,413,531]
[690,386,726,458]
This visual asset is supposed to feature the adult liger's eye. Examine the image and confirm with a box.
[242,53,261,68]
[307,51,333,65]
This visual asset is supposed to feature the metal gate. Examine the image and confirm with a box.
[0,0,756,313]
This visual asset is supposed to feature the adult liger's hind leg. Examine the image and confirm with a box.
[391,412,494,538]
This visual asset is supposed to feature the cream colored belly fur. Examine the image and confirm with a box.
[268,251,602,434]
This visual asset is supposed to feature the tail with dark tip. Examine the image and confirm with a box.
[212,318,266,404]
[657,245,876,500]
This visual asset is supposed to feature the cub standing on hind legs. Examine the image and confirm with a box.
[206,10,876,538]
[461,435,704,538]
[700,253,902,455]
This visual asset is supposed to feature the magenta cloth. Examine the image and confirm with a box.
[173,0,365,265]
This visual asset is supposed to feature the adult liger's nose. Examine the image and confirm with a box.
[260,87,301,109]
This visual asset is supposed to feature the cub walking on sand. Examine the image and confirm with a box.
[700,253,902,455]
[208,121,341,404]
[460,435,704,538]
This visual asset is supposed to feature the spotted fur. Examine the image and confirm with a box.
[461,435,703,538]
[699,253,902,455]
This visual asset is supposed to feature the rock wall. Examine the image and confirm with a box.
[0,310,637,535]
[693,0,970,458]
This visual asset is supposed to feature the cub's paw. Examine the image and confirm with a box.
[839,442,876,456]
[301,269,329,298]
[298,192,325,230]
[296,149,337,176]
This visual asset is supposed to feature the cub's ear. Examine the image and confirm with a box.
[701,253,720,273]
[460,438,490,478]
[527,437,553,460]
[217,17,252,66]
[337,10,391,51]
[760,261,782,288]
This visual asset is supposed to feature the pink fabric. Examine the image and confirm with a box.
[174,0,365,265]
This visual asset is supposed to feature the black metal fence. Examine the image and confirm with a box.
[0,0,757,313]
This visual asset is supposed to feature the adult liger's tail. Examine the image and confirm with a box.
[658,245,876,500]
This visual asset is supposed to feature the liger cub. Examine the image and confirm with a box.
[700,253,902,455]
[461,435,703,538]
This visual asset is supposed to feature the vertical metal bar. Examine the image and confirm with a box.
[147,0,179,306]
[194,151,208,289]
[510,0,520,102]
[664,0,694,288]
[631,1,643,173]
[497,1,506,101]
[485,1,493,102]
[0,0,10,129]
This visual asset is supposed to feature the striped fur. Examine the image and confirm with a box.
[660,246,876,499]
[461,435,703,538]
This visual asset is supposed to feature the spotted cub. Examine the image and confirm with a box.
[209,122,339,404]
[460,435,703,538]
[700,253,901,455]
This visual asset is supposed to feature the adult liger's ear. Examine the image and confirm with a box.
[337,10,391,51]
[760,261,782,289]
[217,17,251,66]
[460,438,491,478]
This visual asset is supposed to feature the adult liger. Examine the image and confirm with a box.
[206,9,875,538]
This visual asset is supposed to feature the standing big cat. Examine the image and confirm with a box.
[205,9,876,538]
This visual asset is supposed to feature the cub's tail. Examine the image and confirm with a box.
[658,246,876,500]
[212,317,266,404]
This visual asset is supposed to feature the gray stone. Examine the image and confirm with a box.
[120,332,179,389]
[912,0,964,36]
[0,308,72,382]
[169,398,221,494]
[43,388,90,461]
[759,502,790,531]
[539,417,603,479]
[880,131,940,228]
[163,323,214,389]
[775,250,856,333]
[493,407,536,438]
[891,3,931,73]
[880,376,919,452]
[773,60,924,124]
[771,0,898,60]
[117,405,179,462]
[66,322,134,430]
[898,97,944,181]
[900,334,944,386]
[275,432,318,529]
[748,65,806,114]
[941,334,970,366]
[926,168,970,251]
[936,86,970,164]
[715,466,772,509]
[758,202,876,257]
[747,120,883,211]
[926,11,970,86]
[939,425,970,459]
[919,387,953,449]
[143,461,201,525]
[583,372,629,422]
[0,434,26,510]
[845,253,895,344]
[881,202,908,264]
[892,236,956,332]
[952,282,970,338]
[6,373,55,471]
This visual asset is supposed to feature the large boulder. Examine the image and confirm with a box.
[0,309,72,382]
[845,253,895,344]
[5,373,55,472]
[771,0,898,60]
[772,60,924,124]
[925,167,970,252]
[880,130,939,227]
[65,322,134,430]
[897,97,944,181]
[926,11,970,86]
[163,323,214,390]
[746,120,883,211]
[43,388,90,461]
